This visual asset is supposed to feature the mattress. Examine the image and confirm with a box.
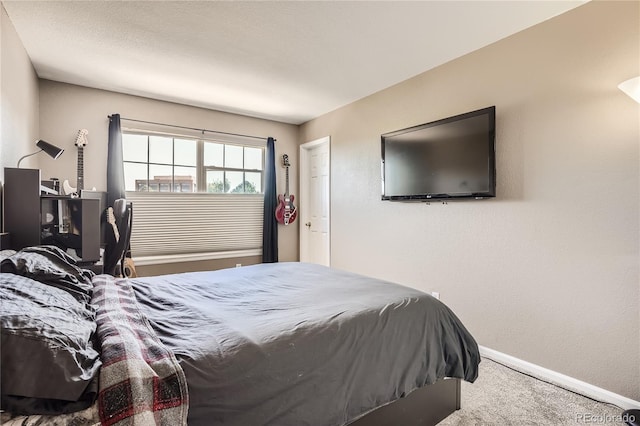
[129,262,480,426]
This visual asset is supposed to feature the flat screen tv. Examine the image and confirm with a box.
[381,106,496,201]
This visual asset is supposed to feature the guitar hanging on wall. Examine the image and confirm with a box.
[63,129,94,196]
[276,154,297,225]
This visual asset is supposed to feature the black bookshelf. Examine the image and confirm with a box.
[3,168,100,262]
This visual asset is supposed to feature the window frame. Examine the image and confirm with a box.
[121,128,268,263]
[122,130,265,195]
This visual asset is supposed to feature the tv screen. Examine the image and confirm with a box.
[381,106,496,200]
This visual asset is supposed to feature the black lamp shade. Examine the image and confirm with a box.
[36,139,64,159]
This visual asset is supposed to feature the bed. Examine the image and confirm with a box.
[1,246,480,426]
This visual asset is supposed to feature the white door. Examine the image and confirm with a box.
[299,137,330,266]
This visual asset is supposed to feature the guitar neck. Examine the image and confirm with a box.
[77,147,84,192]
[285,166,289,196]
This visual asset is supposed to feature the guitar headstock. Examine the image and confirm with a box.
[282,154,290,167]
[75,129,89,147]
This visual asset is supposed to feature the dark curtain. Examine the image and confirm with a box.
[107,114,126,207]
[262,137,278,263]
[106,114,127,268]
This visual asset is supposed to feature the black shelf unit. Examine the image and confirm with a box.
[3,168,100,263]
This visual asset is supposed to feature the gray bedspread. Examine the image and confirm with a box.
[129,262,480,426]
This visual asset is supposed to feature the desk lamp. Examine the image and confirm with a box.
[16,140,64,168]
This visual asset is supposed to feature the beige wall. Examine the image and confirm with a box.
[300,1,639,400]
[135,255,262,278]
[38,81,300,268]
[0,4,39,181]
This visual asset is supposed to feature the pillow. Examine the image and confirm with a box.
[0,273,101,414]
[1,245,94,304]
[0,249,17,260]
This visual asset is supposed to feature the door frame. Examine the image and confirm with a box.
[299,136,331,265]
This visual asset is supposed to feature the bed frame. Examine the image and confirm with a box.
[349,378,461,426]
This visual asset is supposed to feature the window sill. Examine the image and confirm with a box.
[133,249,262,266]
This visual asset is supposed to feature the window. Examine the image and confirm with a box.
[121,131,266,262]
[122,133,264,194]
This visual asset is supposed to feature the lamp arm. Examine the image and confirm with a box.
[16,149,43,168]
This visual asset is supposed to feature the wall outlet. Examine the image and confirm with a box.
[235,263,242,268]
[431,291,440,300]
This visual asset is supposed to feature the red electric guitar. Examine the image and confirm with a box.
[276,154,297,225]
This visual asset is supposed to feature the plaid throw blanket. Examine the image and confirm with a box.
[1,275,188,426]
[92,275,189,425]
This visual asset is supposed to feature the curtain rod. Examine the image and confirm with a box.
[107,115,274,142]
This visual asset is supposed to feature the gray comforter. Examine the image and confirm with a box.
[129,262,480,426]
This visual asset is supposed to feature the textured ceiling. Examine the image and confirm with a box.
[3,1,586,124]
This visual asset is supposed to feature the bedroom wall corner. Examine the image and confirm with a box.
[0,2,39,182]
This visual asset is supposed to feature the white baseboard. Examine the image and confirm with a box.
[478,345,640,410]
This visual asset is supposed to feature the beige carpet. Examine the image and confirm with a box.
[439,358,627,425]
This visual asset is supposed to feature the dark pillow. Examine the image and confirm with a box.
[1,245,94,304]
[0,273,101,413]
